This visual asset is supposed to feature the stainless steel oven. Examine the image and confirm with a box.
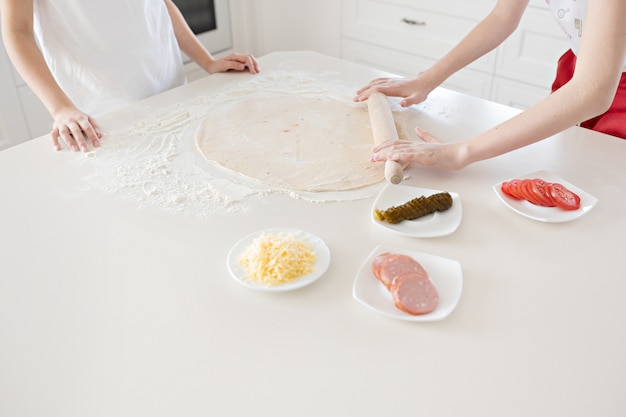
[172,0,232,56]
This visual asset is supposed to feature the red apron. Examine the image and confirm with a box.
[551,49,626,139]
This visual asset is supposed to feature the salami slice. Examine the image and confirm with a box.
[371,252,393,281]
[390,271,439,315]
[378,254,427,290]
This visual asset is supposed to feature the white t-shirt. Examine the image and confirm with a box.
[545,0,586,54]
[33,0,186,115]
[546,0,626,68]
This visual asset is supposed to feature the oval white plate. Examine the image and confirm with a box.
[227,227,331,292]
[493,170,598,223]
[352,245,463,321]
[372,184,462,238]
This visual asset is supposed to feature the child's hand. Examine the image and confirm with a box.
[354,77,430,107]
[207,53,260,75]
[51,108,102,152]
[371,128,466,171]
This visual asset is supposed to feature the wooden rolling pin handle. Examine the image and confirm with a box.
[368,92,405,184]
[385,160,404,184]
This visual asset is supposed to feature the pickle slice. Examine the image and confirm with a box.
[375,192,453,224]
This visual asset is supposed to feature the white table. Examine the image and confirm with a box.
[1,51,625,417]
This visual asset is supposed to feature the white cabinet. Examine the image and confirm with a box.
[341,0,571,109]
[0,38,52,150]
[341,38,493,99]
[14,73,53,139]
[0,41,26,150]
[493,4,568,107]
[342,0,496,73]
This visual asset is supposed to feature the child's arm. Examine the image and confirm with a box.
[355,0,529,106]
[0,0,101,151]
[371,0,626,170]
[163,0,259,75]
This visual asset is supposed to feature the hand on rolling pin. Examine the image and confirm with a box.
[366,92,407,184]
[371,127,468,171]
[354,76,431,108]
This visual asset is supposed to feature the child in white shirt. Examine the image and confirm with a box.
[0,0,260,152]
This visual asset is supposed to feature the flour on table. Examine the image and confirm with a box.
[81,70,416,217]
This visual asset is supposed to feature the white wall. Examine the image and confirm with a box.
[230,0,341,58]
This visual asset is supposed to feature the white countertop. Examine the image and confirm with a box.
[1,51,625,417]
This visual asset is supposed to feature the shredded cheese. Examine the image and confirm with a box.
[238,232,317,286]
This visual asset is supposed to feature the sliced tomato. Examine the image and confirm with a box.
[501,177,581,210]
[517,179,542,205]
[514,180,529,200]
[501,180,520,199]
[502,179,525,199]
[528,179,555,207]
[520,179,538,204]
[500,180,513,198]
[547,183,581,210]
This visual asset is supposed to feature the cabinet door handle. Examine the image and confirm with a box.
[401,18,426,26]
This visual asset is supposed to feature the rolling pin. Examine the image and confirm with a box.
[367,92,405,184]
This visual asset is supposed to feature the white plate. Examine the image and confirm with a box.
[372,184,462,237]
[352,246,463,321]
[227,227,331,292]
[493,170,598,223]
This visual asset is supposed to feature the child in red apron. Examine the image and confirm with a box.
[355,0,626,171]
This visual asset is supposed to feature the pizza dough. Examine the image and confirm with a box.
[195,94,387,192]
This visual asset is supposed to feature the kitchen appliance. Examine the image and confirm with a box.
[172,0,232,57]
